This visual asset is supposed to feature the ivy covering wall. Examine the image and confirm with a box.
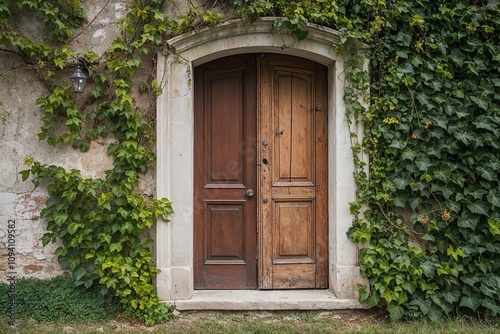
[341,0,500,321]
[242,0,499,322]
[0,0,498,325]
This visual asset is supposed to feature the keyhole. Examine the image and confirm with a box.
[262,158,268,165]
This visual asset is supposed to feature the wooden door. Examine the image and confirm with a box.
[194,53,328,290]
[194,54,258,289]
[259,54,328,289]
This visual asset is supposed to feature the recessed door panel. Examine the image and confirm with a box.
[208,74,245,185]
[274,200,314,260]
[274,69,314,184]
[205,202,246,261]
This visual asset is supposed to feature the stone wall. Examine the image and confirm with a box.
[0,0,153,283]
[0,0,233,285]
[1,3,365,304]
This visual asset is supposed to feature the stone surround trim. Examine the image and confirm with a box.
[156,18,367,308]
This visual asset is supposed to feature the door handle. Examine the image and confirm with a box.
[246,189,255,197]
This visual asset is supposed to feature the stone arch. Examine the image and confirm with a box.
[156,18,366,309]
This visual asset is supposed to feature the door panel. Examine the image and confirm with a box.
[274,200,314,261]
[274,69,314,184]
[208,74,244,184]
[259,54,328,289]
[194,55,257,289]
[205,202,245,260]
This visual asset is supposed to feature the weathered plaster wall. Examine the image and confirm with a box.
[0,0,159,283]
[1,3,364,305]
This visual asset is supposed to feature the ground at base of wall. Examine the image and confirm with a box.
[4,310,500,334]
[171,309,389,328]
[4,310,387,333]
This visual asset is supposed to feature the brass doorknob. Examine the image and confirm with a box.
[246,189,255,197]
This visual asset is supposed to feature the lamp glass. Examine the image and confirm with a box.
[70,62,87,93]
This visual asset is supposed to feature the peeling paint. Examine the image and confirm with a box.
[93,28,107,40]
[114,3,126,19]
[0,0,156,282]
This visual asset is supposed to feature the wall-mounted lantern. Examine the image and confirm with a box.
[70,57,87,93]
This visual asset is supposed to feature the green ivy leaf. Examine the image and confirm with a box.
[54,213,69,226]
[366,292,380,308]
[457,217,478,230]
[447,245,464,261]
[389,139,407,149]
[433,168,451,183]
[482,298,500,315]
[421,260,435,278]
[401,150,417,160]
[67,222,82,235]
[393,196,407,207]
[477,167,497,182]
[454,131,475,144]
[465,202,488,215]
[109,243,123,253]
[387,303,405,321]
[470,95,489,110]
[416,93,432,108]
[398,62,414,74]
[73,267,87,282]
[488,219,500,236]
[442,290,460,304]
[459,296,480,311]
[415,157,432,171]
[409,197,421,210]
[487,190,500,208]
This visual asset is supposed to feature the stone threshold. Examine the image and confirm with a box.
[174,290,366,311]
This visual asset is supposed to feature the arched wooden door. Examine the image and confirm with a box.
[194,54,328,290]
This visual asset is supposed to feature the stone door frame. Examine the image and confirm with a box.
[156,18,367,305]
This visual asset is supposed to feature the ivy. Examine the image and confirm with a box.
[3,0,240,325]
[340,0,500,322]
[17,0,85,43]
[2,0,178,326]
[235,0,500,323]
[21,159,174,326]
[233,0,339,40]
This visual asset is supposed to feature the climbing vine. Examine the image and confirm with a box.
[2,0,499,325]
[346,0,500,321]
[1,0,223,326]
[234,0,500,322]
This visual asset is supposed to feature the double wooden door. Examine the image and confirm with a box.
[194,54,328,290]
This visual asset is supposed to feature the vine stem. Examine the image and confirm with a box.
[67,0,112,44]
[377,203,424,236]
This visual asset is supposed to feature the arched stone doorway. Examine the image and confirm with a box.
[156,18,366,309]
